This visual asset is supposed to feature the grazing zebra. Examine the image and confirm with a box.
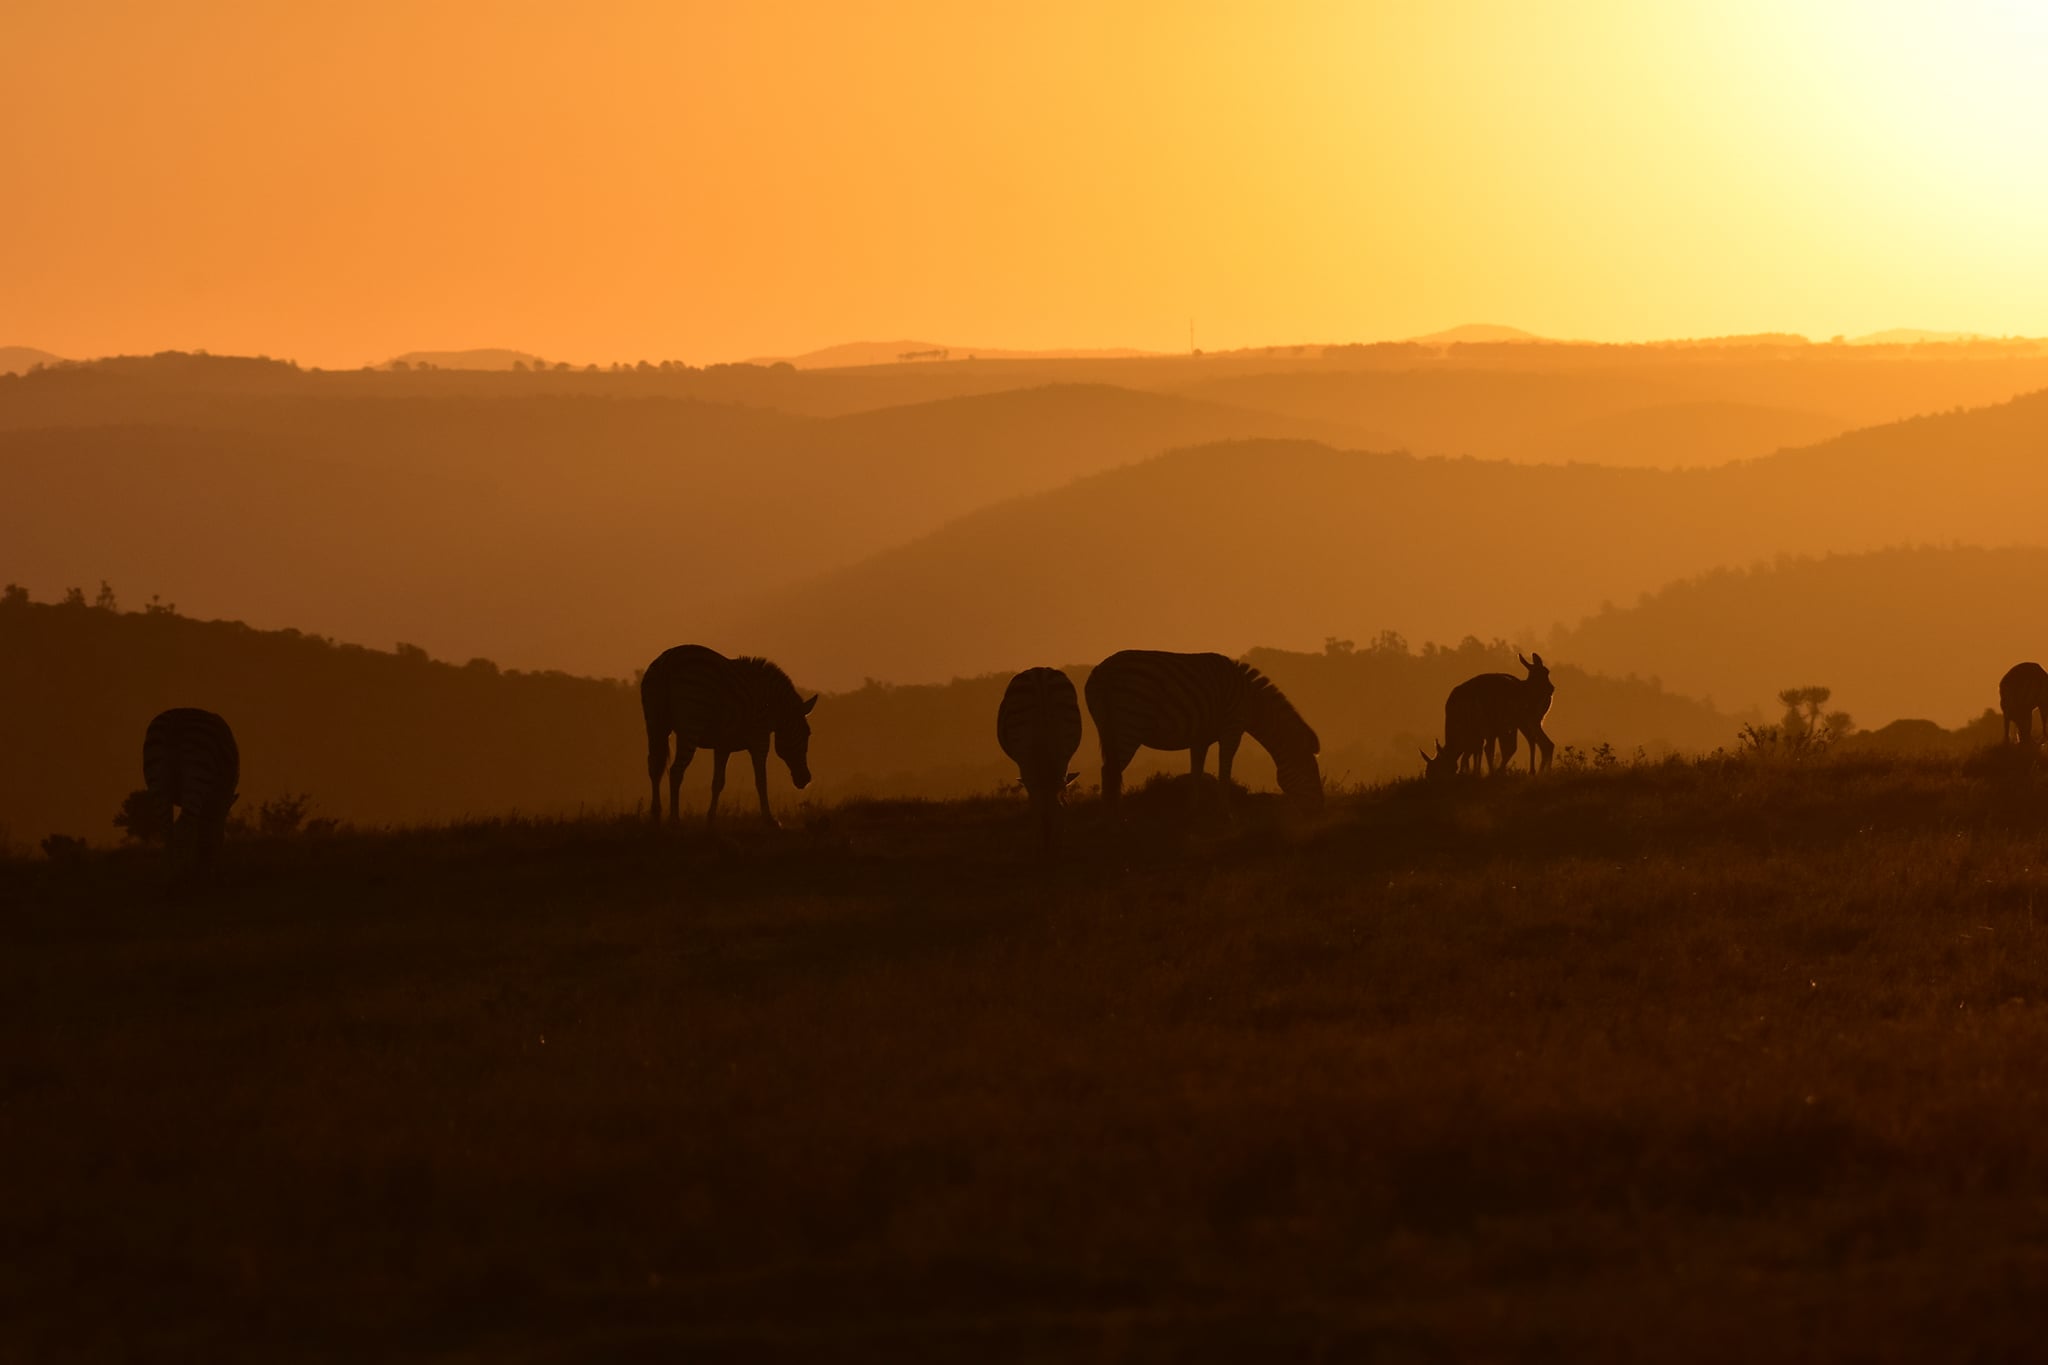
[642,645,817,825]
[143,708,240,870]
[1084,650,1323,807]
[2000,662,2048,744]
[996,667,1083,849]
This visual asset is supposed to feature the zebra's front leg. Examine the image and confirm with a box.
[1216,732,1242,803]
[706,749,729,826]
[751,746,778,826]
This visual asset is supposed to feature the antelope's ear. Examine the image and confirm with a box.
[1518,652,1532,668]
[1419,748,1432,764]
[801,694,819,715]
[1531,652,1544,667]
[1063,772,1079,788]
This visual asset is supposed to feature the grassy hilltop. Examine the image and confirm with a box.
[8,754,2048,1360]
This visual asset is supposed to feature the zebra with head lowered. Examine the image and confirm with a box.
[997,666,1083,849]
[2000,662,2048,745]
[1424,652,1556,779]
[143,708,240,872]
[642,645,817,826]
[1084,650,1323,807]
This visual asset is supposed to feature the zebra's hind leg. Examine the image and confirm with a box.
[750,746,778,827]
[647,738,670,823]
[706,750,730,826]
[1100,741,1137,805]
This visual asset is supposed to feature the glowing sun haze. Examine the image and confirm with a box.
[6,0,2046,367]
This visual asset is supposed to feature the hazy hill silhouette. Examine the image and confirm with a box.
[0,596,1730,846]
[0,346,65,375]
[734,390,2048,688]
[747,340,1159,369]
[1175,354,2048,467]
[1519,400,1844,469]
[1550,545,2048,727]
[381,348,554,371]
[0,382,1370,676]
[1406,324,1548,345]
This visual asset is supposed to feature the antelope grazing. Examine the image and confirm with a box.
[1425,653,1556,778]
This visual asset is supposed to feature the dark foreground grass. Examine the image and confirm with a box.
[8,755,2048,1362]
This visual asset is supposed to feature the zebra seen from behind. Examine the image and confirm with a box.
[2000,662,2048,745]
[642,645,818,825]
[1084,650,1323,807]
[143,708,240,873]
[996,666,1083,849]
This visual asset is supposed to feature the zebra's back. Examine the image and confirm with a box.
[1085,650,1248,750]
[143,708,240,815]
[997,667,1082,778]
[643,645,762,750]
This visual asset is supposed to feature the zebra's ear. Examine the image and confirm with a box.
[801,693,819,715]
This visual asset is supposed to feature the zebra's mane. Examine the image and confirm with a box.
[1236,661,1319,752]
[732,654,805,706]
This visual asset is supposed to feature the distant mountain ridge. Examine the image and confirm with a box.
[749,340,1159,369]
[380,348,556,371]
[0,347,66,375]
[1405,324,1548,345]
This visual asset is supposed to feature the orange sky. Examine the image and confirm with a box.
[6,1,2046,367]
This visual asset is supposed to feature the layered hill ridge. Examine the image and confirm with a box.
[0,381,1368,676]
[1550,545,2048,727]
[733,391,2048,691]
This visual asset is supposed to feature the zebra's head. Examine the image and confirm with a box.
[1421,741,1459,781]
[775,693,820,788]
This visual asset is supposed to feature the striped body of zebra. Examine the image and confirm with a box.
[143,708,240,868]
[1083,650,1322,806]
[2000,662,2048,745]
[996,667,1083,848]
[642,644,818,825]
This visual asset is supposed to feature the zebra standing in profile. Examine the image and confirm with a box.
[143,708,240,873]
[642,645,817,825]
[2000,662,2048,746]
[997,667,1083,849]
[1084,650,1323,807]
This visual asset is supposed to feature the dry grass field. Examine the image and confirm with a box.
[8,754,2048,1361]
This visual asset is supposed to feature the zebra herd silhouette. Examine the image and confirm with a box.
[133,645,2048,871]
[134,644,1563,870]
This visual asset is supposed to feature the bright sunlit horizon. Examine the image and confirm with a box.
[6,0,2047,367]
